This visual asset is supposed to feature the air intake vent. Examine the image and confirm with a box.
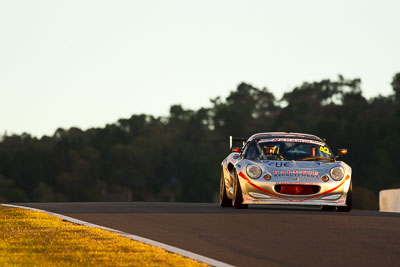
[274,184,320,195]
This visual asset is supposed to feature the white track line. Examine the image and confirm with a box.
[2,204,234,267]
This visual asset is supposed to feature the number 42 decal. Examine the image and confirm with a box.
[320,146,331,155]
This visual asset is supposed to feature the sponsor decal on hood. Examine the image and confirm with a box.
[273,170,319,177]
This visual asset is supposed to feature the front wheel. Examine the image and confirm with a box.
[337,180,352,212]
[219,169,232,207]
[232,171,248,209]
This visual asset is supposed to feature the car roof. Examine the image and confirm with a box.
[247,132,325,143]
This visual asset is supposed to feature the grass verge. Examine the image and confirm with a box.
[0,206,208,266]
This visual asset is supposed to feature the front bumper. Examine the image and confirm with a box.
[238,171,351,206]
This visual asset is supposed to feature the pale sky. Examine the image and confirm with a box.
[1,0,399,137]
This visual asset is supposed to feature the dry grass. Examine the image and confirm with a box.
[0,206,208,266]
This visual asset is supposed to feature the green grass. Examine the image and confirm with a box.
[0,206,208,266]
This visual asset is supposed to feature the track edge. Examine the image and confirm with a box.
[1,204,233,267]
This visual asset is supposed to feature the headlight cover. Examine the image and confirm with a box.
[247,165,262,179]
[330,167,344,181]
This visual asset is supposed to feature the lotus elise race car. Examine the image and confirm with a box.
[220,132,352,211]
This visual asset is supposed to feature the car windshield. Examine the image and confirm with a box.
[246,138,334,161]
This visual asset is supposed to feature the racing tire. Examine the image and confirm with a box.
[232,171,248,209]
[219,169,232,207]
[337,180,352,212]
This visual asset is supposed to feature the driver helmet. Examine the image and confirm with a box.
[264,145,279,155]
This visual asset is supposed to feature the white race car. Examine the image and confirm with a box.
[220,132,352,211]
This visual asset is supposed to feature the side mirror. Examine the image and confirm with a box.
[336,148,348,158]
[231,147,242,153]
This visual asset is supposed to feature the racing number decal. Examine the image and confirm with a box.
[319,146,331,155]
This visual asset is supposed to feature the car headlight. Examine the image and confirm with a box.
[330,167,344,181]
[246,165,262,179]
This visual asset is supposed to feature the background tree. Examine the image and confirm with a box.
[0,73,399,210]
[392,73,400,103]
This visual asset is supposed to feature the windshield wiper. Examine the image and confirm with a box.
[298,156,334,162]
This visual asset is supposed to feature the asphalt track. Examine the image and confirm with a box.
[17,202,400,267]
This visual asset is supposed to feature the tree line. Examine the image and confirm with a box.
[1,73,399,209]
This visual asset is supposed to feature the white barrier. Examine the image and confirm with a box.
[379,188,400,213]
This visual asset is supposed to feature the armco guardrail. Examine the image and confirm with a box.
[379,189,400,213]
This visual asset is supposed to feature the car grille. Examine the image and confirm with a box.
[274,184,320,195]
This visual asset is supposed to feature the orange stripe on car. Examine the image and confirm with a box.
[239,172,289,200]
